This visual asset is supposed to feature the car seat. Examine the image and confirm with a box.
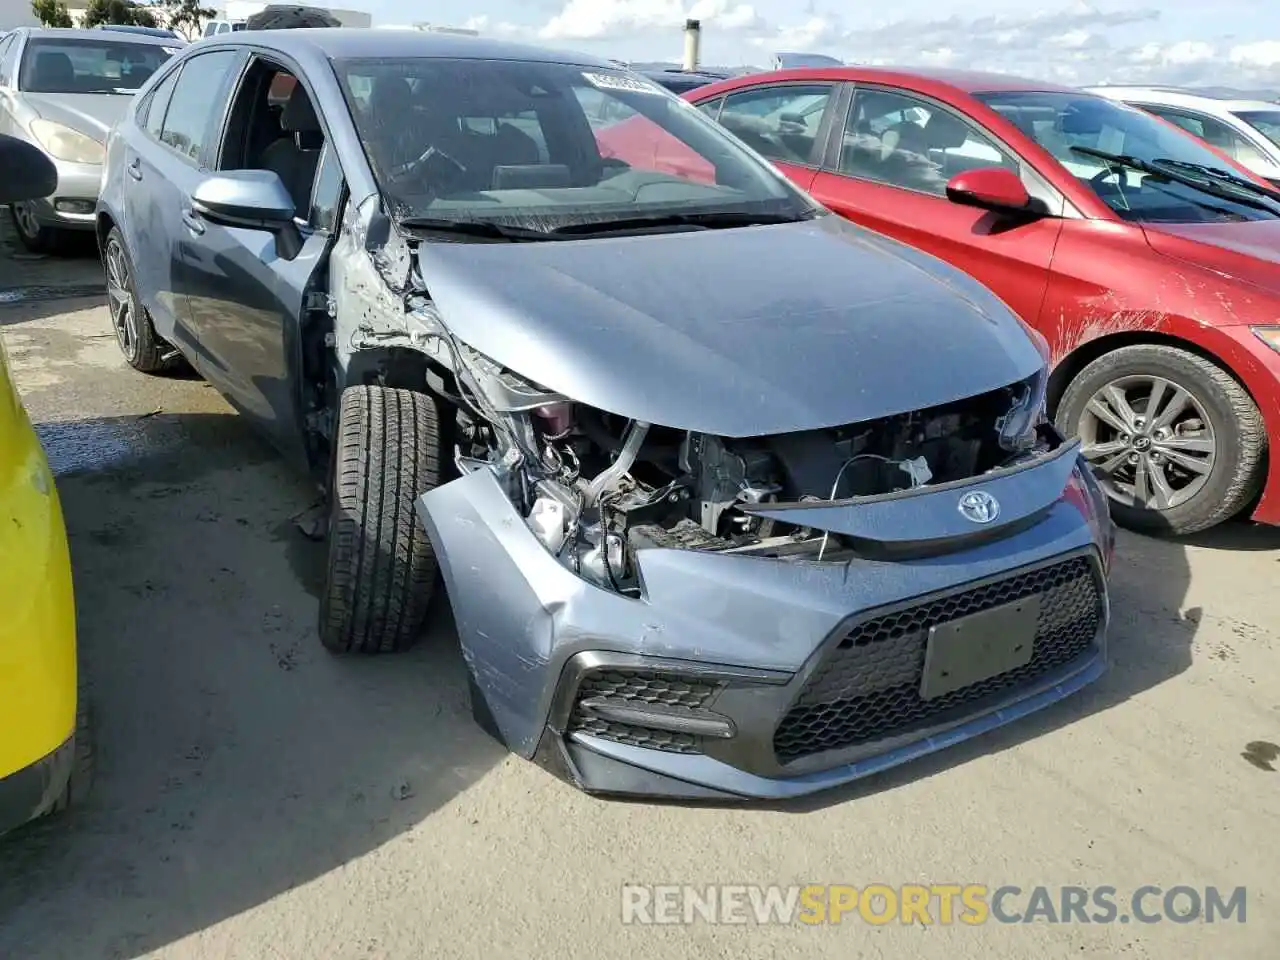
[258,85,324,215]
[31,52,74,91]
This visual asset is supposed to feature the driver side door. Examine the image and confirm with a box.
[181,57,344,469]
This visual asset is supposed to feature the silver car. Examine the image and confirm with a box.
[97,30,1114,801]
[0,27,178,253]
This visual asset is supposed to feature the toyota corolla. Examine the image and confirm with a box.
[95,30,1113,800]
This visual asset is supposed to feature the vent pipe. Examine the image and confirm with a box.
[683,18,701,71]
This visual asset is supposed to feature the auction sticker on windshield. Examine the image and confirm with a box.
[582,72,664,94]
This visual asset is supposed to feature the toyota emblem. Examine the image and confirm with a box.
[958,490,1001,524]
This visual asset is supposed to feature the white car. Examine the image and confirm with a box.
[1086,85,1280,185]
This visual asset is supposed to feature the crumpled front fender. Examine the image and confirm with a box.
[416,463,1105,759]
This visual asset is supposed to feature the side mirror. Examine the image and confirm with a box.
[0,133,58,204]
[191,169,301,258]
[945,167,1031,213]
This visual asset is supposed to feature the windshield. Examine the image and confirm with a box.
[334,57,815,232]
[18,37,175,94]
[1233,110,1280,149]
[974,90,1278,223]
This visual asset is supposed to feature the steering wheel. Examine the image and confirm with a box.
[388,143,469,188]
[1088,163,1129,187]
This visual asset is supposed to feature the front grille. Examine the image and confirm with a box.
[567,669,725,754]
[773,556,1102,764]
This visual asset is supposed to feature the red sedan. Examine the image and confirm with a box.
[597,67,1280,536]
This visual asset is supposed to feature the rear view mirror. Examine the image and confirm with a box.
[945,167,1031,213]
[191,169,301,258]
[0,133,57,204]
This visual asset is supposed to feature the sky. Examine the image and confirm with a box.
[355,0,1280,87]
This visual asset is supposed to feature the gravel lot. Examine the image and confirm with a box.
[0,221,1277,960]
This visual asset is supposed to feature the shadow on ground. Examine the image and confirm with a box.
[0,214,107,327]
[0,413,503,960]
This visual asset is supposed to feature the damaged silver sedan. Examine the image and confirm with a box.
[97,29,1116,800]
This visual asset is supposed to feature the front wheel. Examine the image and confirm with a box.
[9,202,69,255]
[318,385,443,654]
[1056,344,1266,535]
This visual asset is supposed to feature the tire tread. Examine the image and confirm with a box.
[319,385,441,654]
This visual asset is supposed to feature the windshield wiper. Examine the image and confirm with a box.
[1150,157,1280,201]
[546,209,820,236]
[1070,145,1280,214]
[395,217,561,242]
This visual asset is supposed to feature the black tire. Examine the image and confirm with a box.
[1056,344,1266,536]
[103,226,182,375]
[318,385,443,654]
[46,677,94,819]
[8,202,70,255]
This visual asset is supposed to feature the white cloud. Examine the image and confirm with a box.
[538,0,763,42]
[1230,40,1280,68]
[502,1,1280,91]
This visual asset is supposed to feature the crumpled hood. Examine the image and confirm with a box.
[1143,219,1280,297]
[414,214,1045,436]
[21,93,132,142]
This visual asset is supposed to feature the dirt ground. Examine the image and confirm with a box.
[0,222,1277,960]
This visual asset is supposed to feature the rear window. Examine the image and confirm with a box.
[18,37,175,94]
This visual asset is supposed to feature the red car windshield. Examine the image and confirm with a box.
[975,90,1280,224]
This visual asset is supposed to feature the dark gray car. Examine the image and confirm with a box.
[97,29,1115,801]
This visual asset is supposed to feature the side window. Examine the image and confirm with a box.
[696,96,723,121]
[839,89,1017,196]
[141,67,179,138]
[1147,106,1270,169]
[158,50,239,163]
[718,84,834,165]
[309,142,344,232]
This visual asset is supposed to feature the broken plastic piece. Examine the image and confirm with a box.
[899,456,933,488]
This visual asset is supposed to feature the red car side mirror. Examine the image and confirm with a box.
[945,167,1031,213]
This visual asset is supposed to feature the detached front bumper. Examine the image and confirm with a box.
[418,441,1113,801]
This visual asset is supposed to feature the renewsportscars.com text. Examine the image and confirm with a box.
[620,884,1247,926]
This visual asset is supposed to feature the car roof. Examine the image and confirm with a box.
[17,26,179,46]
[700,64,1085,98]
[192,27,617,68]
[1085,85,1279,113]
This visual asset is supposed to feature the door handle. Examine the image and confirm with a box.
[181,209,205,235]
[126,157,142,181]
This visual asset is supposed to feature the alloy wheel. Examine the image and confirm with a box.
[11,202,40,239]
[104,239,139,359]
[1076,374,1216,511]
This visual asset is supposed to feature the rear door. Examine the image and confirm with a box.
[807,84,1065,326]
[127,48,242,358]
[709,81,842,192]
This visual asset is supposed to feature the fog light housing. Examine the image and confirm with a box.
[53,199,94,215]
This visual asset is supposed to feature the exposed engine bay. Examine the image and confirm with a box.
[409,293,1058,593]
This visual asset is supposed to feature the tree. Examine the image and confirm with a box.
[158,0,215,40]
[30,0,74,27]
[81,0,158,28]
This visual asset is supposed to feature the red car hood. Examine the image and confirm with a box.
[1143,219,1280,296]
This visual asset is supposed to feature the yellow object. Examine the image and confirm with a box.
[0,332,77,834]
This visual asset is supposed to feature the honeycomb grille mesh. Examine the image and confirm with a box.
[567,669,725,755]
[773,557,1102,764]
